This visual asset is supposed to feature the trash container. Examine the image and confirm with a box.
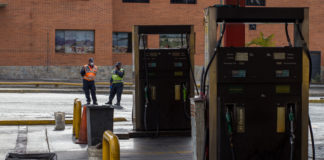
[87,105,114,146]
[6,153,57,160]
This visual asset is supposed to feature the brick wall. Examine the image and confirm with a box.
[246,0,324,80]
[0,0,113,66]
[112,0,216,66]
[0,0,322,81]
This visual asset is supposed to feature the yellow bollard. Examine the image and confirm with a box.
[72,99,77,135]
[72,98,82,139]
[102,130,120,160]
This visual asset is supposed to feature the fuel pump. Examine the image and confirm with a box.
[204,7,312,160]
[133,25,195,133]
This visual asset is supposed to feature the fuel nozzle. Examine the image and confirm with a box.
[225,104,236,160]
[225,104,234,135]
[144,86,149,108]
[182,83,187,103]
[287,103,296,160]
[226,110,233,135]
[287,103,295,132]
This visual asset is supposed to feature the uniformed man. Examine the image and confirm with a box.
[106,62,124,107]
[80,58,98,105]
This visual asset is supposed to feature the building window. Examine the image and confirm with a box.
[113,32,147,53]
[55,30,94,54]
[113,32,132,53]
[123,0,149,3]
[171,0,196,4]
[160,34,187,49]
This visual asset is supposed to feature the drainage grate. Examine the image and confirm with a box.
[5,153,57,160]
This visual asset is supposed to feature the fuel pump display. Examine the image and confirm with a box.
[217,47,303,160]
[139,49,191,131]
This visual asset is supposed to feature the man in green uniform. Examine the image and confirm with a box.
[106,62,124,107]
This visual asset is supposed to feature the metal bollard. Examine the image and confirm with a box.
[73,98,82,139]
[102,130,120,160]
[72,99,77,135]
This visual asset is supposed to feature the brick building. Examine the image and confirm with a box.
[0,0,322,82]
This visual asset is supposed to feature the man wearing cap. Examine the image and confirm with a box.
[106,62,124,107]
[80,58,98,105]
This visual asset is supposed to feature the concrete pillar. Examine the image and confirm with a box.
[191,97,206,160]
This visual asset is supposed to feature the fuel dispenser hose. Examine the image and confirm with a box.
[295,23,316,160]
[226,108,237,160]
[185,34,200,96]
[141,34,160,135]
[202,22,226,95]
[141,34,149,132]
[286,22,316,160]
[288,105,296,160]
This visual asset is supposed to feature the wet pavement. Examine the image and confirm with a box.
[0,93,133,159]
[0,93,193,160]
[0,93,133,122]
[119,137,192,160]
[0,93,323,159]
[0,124,192,160]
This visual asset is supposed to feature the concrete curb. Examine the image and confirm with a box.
[0,117,127,125]
[113,117,127,122]
[0,120,74,125]
[309,99,324,103]
[309,93,324,97]
[0,81,134,86]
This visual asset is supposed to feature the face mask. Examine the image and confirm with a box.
[90,62,94,66]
